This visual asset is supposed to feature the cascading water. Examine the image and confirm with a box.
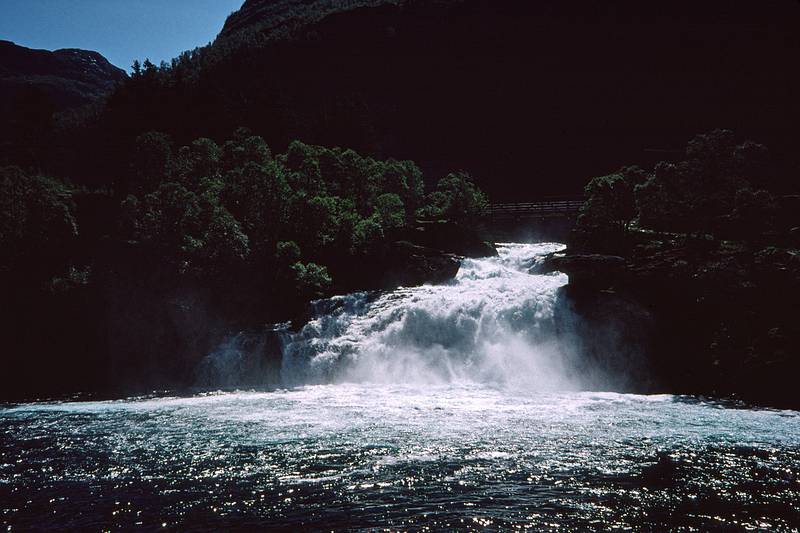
[3,243,799,530]
[280,243,576,389]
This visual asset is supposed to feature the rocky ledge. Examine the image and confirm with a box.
[543,232,800,409]
[359,240,462,290]
[327,220,495,293]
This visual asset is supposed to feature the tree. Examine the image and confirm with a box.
[351,215,384,253]
[578,166,647,232]
[138,182,202,253]
[185,138,222,184]
[379,159,424,220]
[222,160,290,254]
[221,129,272,170]
[289,193,358,254]
[275,240,301,267]
[421,171,488,223]
[0,166,77,279]
[131,131,174,195]
[335,148,383,216]
[195,206,250,274]
[291,262,332,300]
[372,193,406,230]
[283,140,324,195]
[135,181,249,276]
[635,130,760,232]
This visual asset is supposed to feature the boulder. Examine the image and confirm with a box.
[331,240,461,293]
[379,241,461,288]
[540,252,626,288]
[400,220,498,258]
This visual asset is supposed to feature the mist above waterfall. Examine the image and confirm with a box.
[277,243,586,391]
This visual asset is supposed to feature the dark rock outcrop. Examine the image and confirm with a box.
[398,221,497,258]
[551,232,800,409]
[336,240,461,292]
[383,241,461,286]
[540,253,625,287]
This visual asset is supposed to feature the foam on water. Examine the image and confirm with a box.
[2,386,799,530]
[281,243,574,389]
[3,243,799,529]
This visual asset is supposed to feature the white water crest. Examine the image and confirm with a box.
[281,243,578,390]
[6,244,800,530]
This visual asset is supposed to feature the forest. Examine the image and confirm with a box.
[1,0,798,403]
[0,121,489,398]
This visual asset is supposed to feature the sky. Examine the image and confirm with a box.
[0,0,244,71]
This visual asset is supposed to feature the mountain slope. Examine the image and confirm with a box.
[75,1,800,197]
[218,0,402,42]
[0,40,127,113]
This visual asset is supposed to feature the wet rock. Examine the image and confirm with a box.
[556,231,800,409]
[381,241,461,288]
[399,220,498,258]
[540,253,626,288]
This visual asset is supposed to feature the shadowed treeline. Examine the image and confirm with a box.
[0,129,490,399]
[2,0,799,200]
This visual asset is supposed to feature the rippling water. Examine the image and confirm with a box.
[2,388,799,530]
[3,244,799,530]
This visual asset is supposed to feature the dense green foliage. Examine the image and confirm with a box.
[0,126,488,398]
[417,171,489,223]
[577,166,646,230]
[1,130,486,302]
[0,166,77,281]
[574,130,793,252]
[564,130,800,410]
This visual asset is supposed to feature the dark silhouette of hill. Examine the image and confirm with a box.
[218,0,401,41]
[0,41,127,169]
[76,0,800,200]
[0,40,126,113]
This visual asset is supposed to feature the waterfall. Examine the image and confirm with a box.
[279,243,579,390]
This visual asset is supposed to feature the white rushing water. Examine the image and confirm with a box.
[3,243,800,530]
[281,243,575,389]
[3,386,799,530]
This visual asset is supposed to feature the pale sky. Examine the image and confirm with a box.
[0,0,244,71]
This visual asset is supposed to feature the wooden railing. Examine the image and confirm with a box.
[486,197,584,218]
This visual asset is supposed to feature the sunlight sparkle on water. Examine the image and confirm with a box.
[2,245,799,530]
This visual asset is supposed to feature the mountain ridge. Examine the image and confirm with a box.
[0,40,127,113]
[218,0,405,43]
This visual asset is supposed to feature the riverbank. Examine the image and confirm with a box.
[543,230,800,409]
[0,221,497,402]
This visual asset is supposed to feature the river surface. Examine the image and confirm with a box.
[2,244,799,531]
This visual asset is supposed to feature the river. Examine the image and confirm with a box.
[2,244,798,530]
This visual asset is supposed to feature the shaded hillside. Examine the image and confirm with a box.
[0,40,126,113]
[79,0,800,200]
[0,40,127,169]
[218,0,401,42]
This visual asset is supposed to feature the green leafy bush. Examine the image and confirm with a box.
[0,166,77,275]
[351,215,384,252]
[372,193,405,230]
[419,171,488,222]
[578,168,640,231]
[291,261,332,300]
[635,130,763,232]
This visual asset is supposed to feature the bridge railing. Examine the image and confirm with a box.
[486,197,584,217]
